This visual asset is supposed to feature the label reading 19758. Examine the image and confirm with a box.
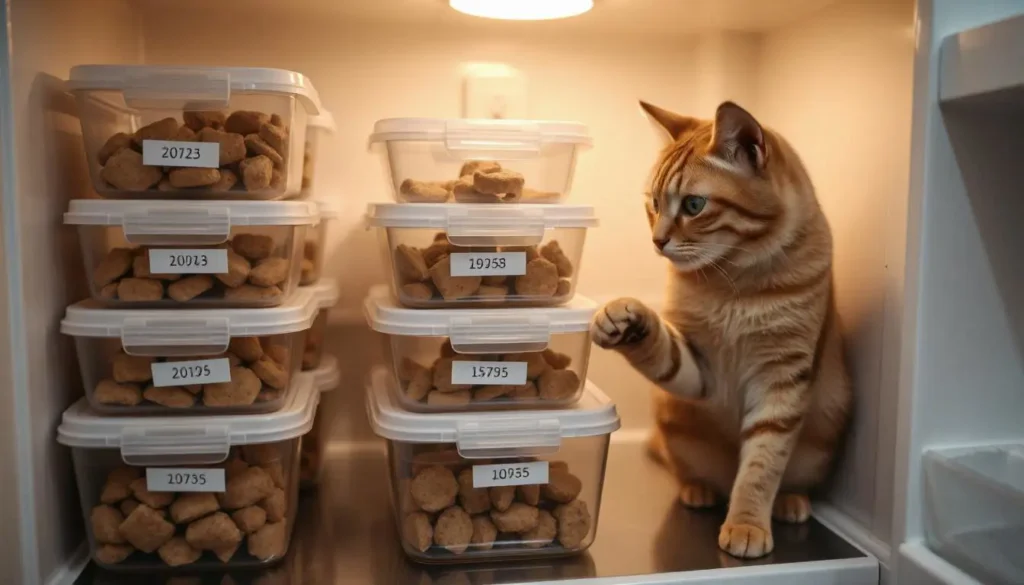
[146,467,226,493]
[149,248,229,275]
[451,360,528,386]
[151,357,231,387]
[142,139,220,168]
[449,252,527,277]
[472,461,549,488]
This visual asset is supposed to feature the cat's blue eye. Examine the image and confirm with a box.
[682,195,707,216]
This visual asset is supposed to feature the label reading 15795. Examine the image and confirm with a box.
[142,139,220,168]
[149,248,229,275]
[151,358,231,387]
[449,252,527,277]
[146,467,226,493]
[472,461,549,488]
[451,360,528,386]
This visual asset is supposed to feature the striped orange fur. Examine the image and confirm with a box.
[592,101,851,559]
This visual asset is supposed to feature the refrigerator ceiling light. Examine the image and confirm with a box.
[449,0,594,20]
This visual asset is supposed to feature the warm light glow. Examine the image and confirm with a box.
[449,0,593,20]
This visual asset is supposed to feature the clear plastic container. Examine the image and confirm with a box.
[370,118,591,204]
[300,200,339,286]
[61,287,319,415]
[67,65,322,200]
[300,355,340,489]
[301,111,335,198]
[64,199,320,308]
[366,368,619,564]
[923,444,1024,585]
[302,280,339,371]
[56,374,318,572]
[365,203,597,308]
[364,285,596,412]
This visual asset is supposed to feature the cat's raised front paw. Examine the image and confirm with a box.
[718,522,774,558]
[591,297,652,349]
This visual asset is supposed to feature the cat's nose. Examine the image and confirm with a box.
[652,236,670,250]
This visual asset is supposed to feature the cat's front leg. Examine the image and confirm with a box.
[590,297,703,398]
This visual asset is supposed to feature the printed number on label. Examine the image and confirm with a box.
[142,140,220,168]
[146,468,226,493]
[449,252,527,277]
[472,461,550,488]
[451,361,528,386]
[151,358,231,387]
[148,248,229,275]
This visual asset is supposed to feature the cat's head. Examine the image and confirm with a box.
[641,101,799,274]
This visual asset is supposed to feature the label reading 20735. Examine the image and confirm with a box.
[148,248,229,275]
[449,252,527,277]
[151,358,231,387]
[472,461,549,488]
[451,360,528,386]
[146,468,226,493]
[142,139,220,168]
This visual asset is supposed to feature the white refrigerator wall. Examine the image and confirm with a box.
[1,1,143,584]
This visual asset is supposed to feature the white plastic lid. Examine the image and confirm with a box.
[64,199,320,227]
[311,280,340,311]
[365,203,598,231]
[366,368,619,455]
[309,111,336,133]
[369,118,591,148]
[365,285,595,352]
[67,65,322,114]
[61,287,318,354]
[311,355,340,393]
[57,373,318,462]
[315,199,341,220]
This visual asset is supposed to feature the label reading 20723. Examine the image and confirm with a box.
[449,252,527,277]
[142,139,220,168]
[472,461,549,488]
[451,360,528,386]
[149,248,229,275]
[151,358,231,387]
[146,468,226,493]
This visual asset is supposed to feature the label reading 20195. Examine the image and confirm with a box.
[146,468,226,493]
[151,358,231,387]
[449,252,527,277]
[148,248,229,275]
[472,461,549,488]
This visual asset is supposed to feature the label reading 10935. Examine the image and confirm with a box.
[472,461,549,488]
[451,360,528,386]
[151,358,231,387]
[449,252,527,277]
[148,248,229,275]
[146,468,226,493]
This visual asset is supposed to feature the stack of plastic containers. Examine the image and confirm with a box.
[55,65,331,572]
[364,118,620,563]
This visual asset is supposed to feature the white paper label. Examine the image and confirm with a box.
[148,248,228,274]
[146,468,226,493]
[472,461,549,488]
[142,140,220,168]
[451,361,528,386]
[151,358,231,387]
[449,252,527,277]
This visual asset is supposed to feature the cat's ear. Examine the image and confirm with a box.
[710,101,767,173]
[640,101,700,140]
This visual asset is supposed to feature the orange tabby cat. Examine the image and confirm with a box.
[591,101,851,559]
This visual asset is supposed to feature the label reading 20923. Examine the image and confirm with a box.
[146,468,226,493]
[148,248,229,275]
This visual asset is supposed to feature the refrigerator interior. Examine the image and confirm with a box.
[5,0,1001,583]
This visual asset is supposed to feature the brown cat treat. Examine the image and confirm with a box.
[225,111,269,136]
[168,275,214,302]
[490,503,539,533]
[197,127,246,166]
[212,168,239,191]
[457,469,491,515]
[540,240,573,278]
[403,512,434,553]
[395,244,430,283]
[100,468,139,504]
[232,234,275,261]
[223,284,281,302]
[473,170,524,197]
[538,369,580,401]
[95,543,134,565]
[401,282,434,302]
[553,500,590,549]
[244,134,284,166]
[143,385,196,408]
[168,168,222,189]
[541,468,582,503]
[260,459,286,489]
[489,486,515,512]
[185,512,242,551]
[213,541,240,563]
[128,477,175,509]
[203,366,262,407]
[171,125,197,142]
[431,358,472,393]
[433,506,473,554]
[259,488,287,522]
[183,110,226,131]
[517,484,541,506]
[218,466,275,510]
[112,352,153,383]
[258,123,288,155]
[250,355,289,389]
[459,160,501,177]
[231,506,266,533]
[247,521,287,561]
[430,256,481,300]
[422,240,451,267]
[158,537,202,567]
[170,493,220,524]
[427,390,471,407]
[118,504,175,553]
[541,349,572,370]
[229,336,263,362]
[117,277,164,302]
[555,279,572,297]
[97,132,134,165]
[591,101,851,559]
[509,381,539,401]
[410,465,458,513]
[400,179,450,203]
[94,248,134,288]
[91,505,126,544]
[476,285,508,300]
[472,384,515,401]
[213,248,251,288]
[119,498,140,517]
[406,367,434,401]
[94,379,142,406]
[521,188,562,203]
[451,175,502,203]
[239,155,273,191]
[522,509,557,548]
[470,515,498,551]
[101,149,163,191]
[242,443,280,465]
[99,283,119,300]
[514,258,559,297]
[133,117,180,144]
